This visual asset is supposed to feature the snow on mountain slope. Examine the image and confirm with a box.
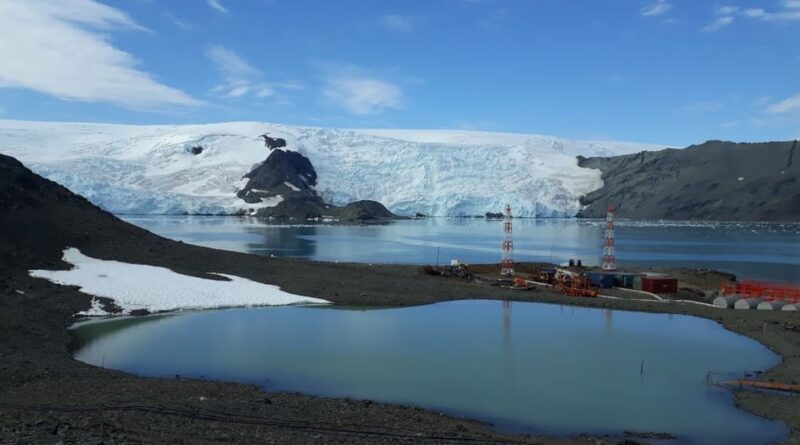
[0,120,664,217]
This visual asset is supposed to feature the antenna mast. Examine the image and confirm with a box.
[501,204,515,276]
[602,204,616,271]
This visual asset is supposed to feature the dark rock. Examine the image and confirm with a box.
[577,140,800,221]
[259,134,287,150]
[186,146,203,155]
[333,200,395,222]
[258,197,326,220]
[236,149,397,221]
[237,149,316,204]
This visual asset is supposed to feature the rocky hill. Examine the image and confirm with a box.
[577,140,800,221]
[237,148,396,221]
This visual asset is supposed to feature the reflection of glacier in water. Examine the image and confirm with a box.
[124,216,800,282]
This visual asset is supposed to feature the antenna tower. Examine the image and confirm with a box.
[501,204,515,276]
[602,204,616,271]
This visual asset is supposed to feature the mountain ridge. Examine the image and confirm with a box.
[577,140,800,221]
[0,119,660,217]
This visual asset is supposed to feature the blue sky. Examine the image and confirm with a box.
[0,0,799,145]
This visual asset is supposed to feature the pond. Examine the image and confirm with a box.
[123,216,800,283]
[71,300,787,444]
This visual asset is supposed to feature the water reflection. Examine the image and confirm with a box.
[122,216,800,282]
[72,301,787,445]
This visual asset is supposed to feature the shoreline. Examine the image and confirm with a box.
[3,243,799,444]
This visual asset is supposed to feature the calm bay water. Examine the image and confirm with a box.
[72,300,787,444]
[124,216,800,282]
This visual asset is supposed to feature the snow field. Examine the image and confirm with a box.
[30,248,329,315]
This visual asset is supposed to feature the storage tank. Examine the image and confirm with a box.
[734,298,764,310]
[713,296,740,309]
[757,301,787,311]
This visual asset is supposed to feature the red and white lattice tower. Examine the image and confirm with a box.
[602,204,616,271]
[501,204,515,276]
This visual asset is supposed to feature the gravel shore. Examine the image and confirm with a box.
[2,243,799,444]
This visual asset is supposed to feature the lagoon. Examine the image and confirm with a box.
[72,300,787,444]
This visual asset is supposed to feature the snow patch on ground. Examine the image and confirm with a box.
[79,297,110,316]
[29,248,329,315]
[0,120,666,217]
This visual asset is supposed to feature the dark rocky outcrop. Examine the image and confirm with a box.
[0,153,153,272]
[237,149,316,205]
[577,140,800,221]
[334,200,396,222]
[260,134,287,150]
[237,149,396,222]
[186,146,203,155]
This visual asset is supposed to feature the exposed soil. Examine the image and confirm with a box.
[1,153,799,444]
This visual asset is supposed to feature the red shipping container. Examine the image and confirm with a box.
[642,277,678,294]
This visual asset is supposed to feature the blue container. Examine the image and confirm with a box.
[587,272,615,289]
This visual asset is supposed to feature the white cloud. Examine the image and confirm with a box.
[206,45,300,100]
[207,0,228,14]
[324,76,403,115]
[741,5,800,22]
[702,15,735,31]
[379,14,416,32]
[640,0,672,17]
[716,6,739,15]
[0,0,200,109]
[165,11,193,31]
[743,8,766,18]
[767,94,800,113]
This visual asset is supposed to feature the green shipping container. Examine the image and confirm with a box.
[623,275,636,289]
[632,276,643,291]
[614,274,637,289]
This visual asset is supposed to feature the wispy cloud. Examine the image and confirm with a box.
[318,63,404,115]
[743,7,800,21]
[640,0,672,17]
[379,14,416,33]
[164,11,193,31]
[702,16,735,32]
[0,0,200,109]
[206,45,301,100]
[767,94,800,113]
[207,0,228,14]
[324,77,403,115]
[725,1,800,24]
[716,6,739,16]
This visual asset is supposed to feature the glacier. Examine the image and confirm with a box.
[0,120,664,217]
